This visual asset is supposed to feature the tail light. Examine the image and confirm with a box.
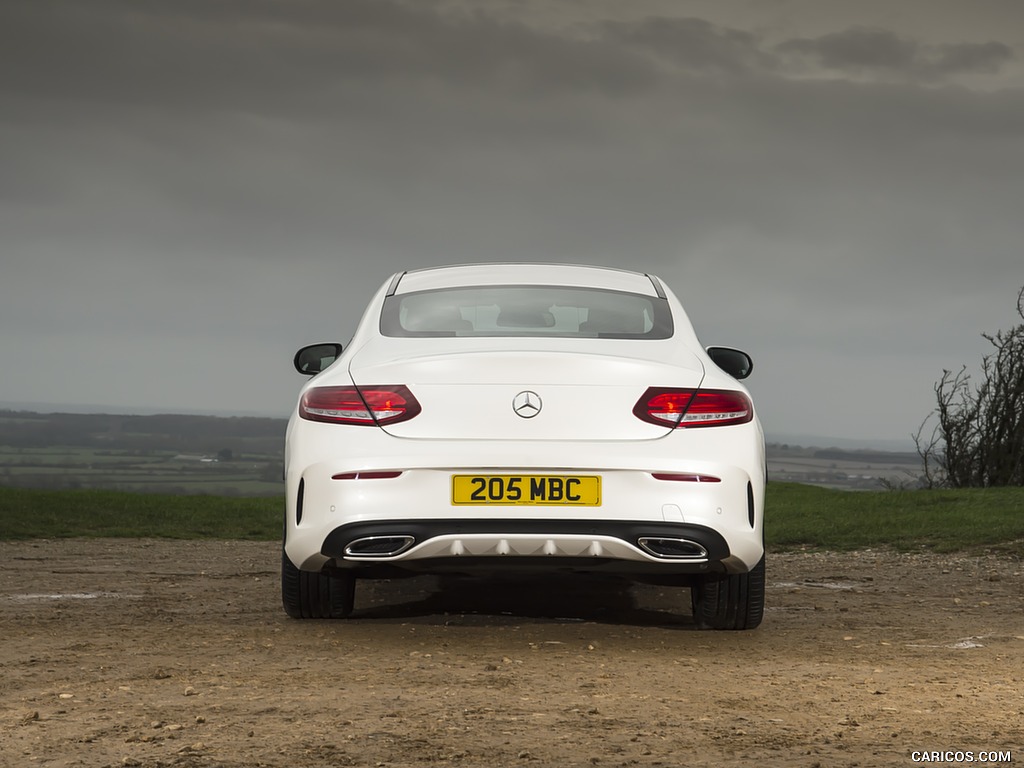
[633,387,752,428]
[300,385,421,426]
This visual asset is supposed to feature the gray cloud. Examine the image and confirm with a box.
[776,26,1015,81]
[2,0,1022,440]
[0,0,659,118]
[600,16,777,75]
[934,40,1014,74]
[777,27,919,72]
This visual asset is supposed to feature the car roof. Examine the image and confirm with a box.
[390,263,664,297]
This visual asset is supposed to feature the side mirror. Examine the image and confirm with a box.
[293,343,343,376]
[706,346,753,380]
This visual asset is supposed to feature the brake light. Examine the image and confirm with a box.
[633,387,752,428]
[299,385,421,426]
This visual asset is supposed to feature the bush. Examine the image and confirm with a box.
[916,286,1024,488]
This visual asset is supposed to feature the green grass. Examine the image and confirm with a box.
[1,483,1022,554]
[767,482,1024,554]
[0,487,280,540]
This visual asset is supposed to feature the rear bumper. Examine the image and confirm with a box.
[285,466,763,576]
[320,518,736,577]
[284,424,765,576]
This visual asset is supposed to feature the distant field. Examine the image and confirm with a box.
[767,444,924,490]
[0,410,284,496]
[1,483,1021,555]
[0,445,283,495]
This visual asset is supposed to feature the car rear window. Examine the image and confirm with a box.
[380,286,673,339]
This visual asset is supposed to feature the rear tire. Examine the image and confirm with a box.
[281,547,355,619]
[690,555,765,630]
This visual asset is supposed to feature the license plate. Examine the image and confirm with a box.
[451,474,601,506]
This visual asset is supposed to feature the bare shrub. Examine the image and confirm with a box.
[915,286,1024,488]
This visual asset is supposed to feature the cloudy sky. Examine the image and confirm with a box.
[3,0,1022,446]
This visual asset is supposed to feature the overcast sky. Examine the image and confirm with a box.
[3,0,1023,446]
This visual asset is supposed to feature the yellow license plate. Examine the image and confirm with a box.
[451,475,601,506]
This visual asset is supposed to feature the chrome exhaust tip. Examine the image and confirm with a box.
[637,537,708,560]
[344,535,415,558]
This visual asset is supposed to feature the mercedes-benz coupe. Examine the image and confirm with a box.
[283,263,765,629]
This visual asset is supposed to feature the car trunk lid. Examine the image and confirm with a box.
[346,338,705,441]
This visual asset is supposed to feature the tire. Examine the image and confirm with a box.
[690,555,765,630]
[281,547,356,619]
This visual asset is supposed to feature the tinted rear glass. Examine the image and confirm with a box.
[381,286,673,339]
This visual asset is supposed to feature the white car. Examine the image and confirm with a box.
[283,263,765,629]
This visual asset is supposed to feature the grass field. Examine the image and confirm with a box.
[1,483,1022,553]
[0,445,283,496]
[768,482,1024,553]
[0,487,280,540]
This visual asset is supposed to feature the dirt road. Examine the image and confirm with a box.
[1,540,1021,767]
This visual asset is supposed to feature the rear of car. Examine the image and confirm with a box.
[283,264,766,629]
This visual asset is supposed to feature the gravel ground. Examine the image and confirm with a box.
[1,539,1022,767]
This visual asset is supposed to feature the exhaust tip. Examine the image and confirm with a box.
[637,537,708,560]
[344,535,415,558]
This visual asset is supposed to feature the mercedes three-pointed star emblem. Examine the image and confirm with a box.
[512,390,542,419]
